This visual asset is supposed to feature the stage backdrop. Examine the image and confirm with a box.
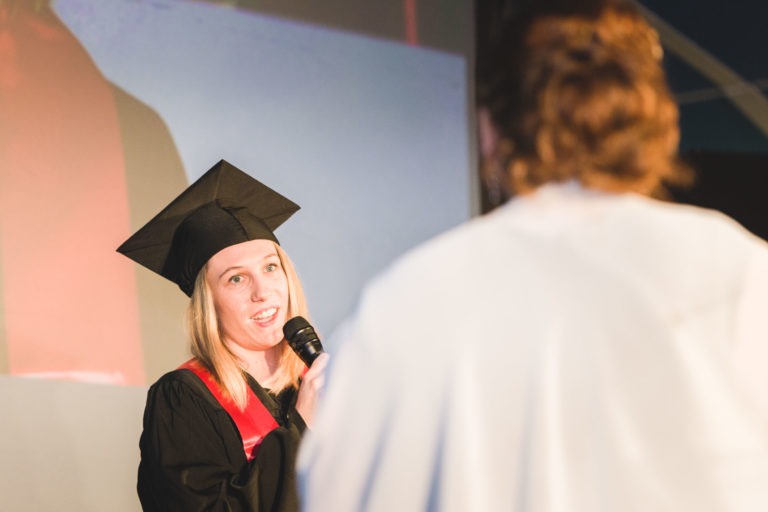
[0,0,475,386]
[0,1,473,510]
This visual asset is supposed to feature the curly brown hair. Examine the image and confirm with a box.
[477,0,691,197]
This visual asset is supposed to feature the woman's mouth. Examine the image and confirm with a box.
[250,307,278,324]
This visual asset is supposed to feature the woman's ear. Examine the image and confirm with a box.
[477,106,511,208]
[477,107,500,163]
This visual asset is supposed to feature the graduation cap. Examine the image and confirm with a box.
[117,159,300,297]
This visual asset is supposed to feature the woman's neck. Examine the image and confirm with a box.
[224,340,283,386]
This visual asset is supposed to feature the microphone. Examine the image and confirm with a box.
[283,316,324,367]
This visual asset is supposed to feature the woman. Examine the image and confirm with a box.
[118,159,328,511]
[298,1,768,510]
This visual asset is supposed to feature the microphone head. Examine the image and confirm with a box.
[283,316,312,340]
[283,316,324,367]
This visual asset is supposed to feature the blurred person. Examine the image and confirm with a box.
[118,160,328,511]
[297,1,768,510]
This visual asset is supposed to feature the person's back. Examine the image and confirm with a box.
[299,182,768,511]
[298,1,768,510]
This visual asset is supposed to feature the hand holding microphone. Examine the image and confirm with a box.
[284,316,327,428]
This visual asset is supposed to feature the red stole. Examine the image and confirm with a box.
[180,359,279,461]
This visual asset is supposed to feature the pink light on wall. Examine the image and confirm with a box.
[0,5,145,385]
[403,0,419,46]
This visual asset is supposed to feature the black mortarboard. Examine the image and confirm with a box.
[117,159,300,297]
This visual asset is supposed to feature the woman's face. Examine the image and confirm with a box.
[205,239,289,352]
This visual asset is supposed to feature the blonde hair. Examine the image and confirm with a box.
[187,242,309,410]
[478,0,691,197]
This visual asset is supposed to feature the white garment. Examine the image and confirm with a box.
[298,183,768,512]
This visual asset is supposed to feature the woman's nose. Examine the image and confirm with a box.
[250,279,268,301]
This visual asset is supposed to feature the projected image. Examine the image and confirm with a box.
[0,1,186,385]
[1,0,471,385]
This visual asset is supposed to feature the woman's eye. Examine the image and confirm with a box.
[265,263,278,272]
[228,274,244,284]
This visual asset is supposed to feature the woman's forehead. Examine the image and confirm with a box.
[207,239,278,270]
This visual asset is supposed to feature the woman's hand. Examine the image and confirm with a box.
[295,353,330,429]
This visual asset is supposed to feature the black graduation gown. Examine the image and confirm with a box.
[137,369,306,512]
